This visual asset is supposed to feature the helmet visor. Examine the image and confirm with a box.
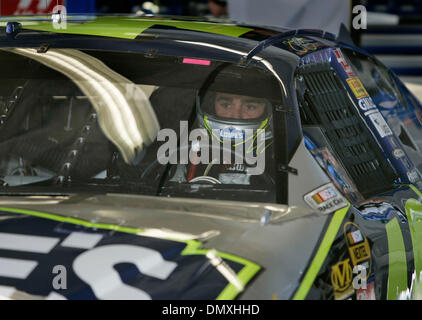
[201,90,270,123]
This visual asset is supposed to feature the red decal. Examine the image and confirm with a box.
[182,58,211,66]
[1,0,63,16]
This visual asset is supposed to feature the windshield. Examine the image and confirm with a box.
[0,48,283,203]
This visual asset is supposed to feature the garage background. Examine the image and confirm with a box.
[0,0,421,93]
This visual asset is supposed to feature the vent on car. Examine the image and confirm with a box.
[297,62,397,197]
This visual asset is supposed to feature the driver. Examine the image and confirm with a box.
[184,89,274,185]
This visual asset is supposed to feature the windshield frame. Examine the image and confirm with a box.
[0,36,298,205]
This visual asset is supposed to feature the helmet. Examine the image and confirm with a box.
[195,66,277,153]
[197,90,272,142]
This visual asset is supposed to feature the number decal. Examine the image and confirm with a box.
[73,244,178,300]
[0,209,259,300]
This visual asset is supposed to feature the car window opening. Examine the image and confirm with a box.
[0,49,285,204]
[296,61,398,199]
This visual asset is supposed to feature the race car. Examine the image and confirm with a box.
[0,14,421,300]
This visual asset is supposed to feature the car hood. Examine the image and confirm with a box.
[0,193,330,300]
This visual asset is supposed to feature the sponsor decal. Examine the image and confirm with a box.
[304,183,348,214]
[349,243,371,265]
[311,188,337,204]
[333,49,355,77]
[343,222,372,273]
[346,77,369,99]
[282,38,326,56]
[407,169,420,184]
[348,230,363,244]
[219,127,244,140]
[393,148,405,159]
[331,258,354,300]
[356,280,375,300]
[368,112,393,138]
[358,97,377,111]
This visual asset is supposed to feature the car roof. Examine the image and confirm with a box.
[0,14,284,39]
[0,14,338,52]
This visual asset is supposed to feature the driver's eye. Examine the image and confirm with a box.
[245,104,258,111]
[220,102,231,109]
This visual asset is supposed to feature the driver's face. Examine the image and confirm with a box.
[215,93,266,119]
